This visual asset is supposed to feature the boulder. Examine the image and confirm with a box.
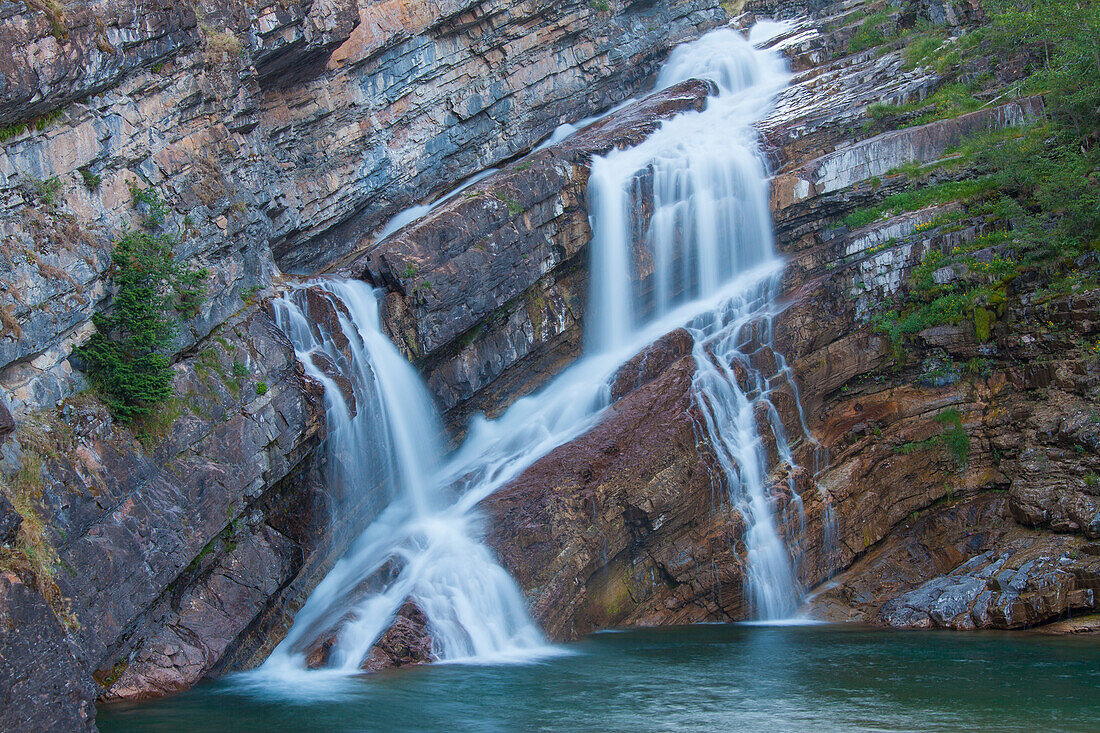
[361,601,433,672]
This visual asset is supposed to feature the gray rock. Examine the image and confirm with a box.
[0,572,96,732]
[0,492,20,545]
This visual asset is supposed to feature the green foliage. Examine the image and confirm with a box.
[843,177,999,229]
[129,183,171,227]
[848,12,892,54]
[0,107,65,143]
[400,262,420,279]
[935,409,971,467]
[1085,472,1099,488]
[255,381,268,396]
[175,263,209,317]
[79,167,101,192]
[0,123,28,142]
[988,0,1100,135]
[78,232,176,422]
[892,409,970,468]
[240,285,261,305]
[33,176,64,207]
[588,0,610,11]
[903,35,945,69]
[865,83,983,131]
[78,231,207,423]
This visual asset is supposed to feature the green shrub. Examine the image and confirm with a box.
[78,231,207,423]
[31,176,63,207]
[255,381,268,396]
[848,12,893,54]
[129,183,170,227]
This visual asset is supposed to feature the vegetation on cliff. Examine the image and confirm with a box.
[864,0,1099,354]
[77,189,208,423]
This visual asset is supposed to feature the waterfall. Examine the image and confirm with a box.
[584,27,820,618]
[264,280,550,674]
[258,24,818,680]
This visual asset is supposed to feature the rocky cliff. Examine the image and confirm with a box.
[2,0,1098,729]
[469,0,1099,638]
[1,0,731,727]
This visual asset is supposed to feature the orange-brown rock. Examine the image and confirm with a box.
[482,331,751,639]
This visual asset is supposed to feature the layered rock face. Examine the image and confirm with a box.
[471,0,1098,640]
[481,330,750,638]
[753,0,1099,629]
[1,0,732,726]
[2,0,1097,727]
[1,304,335,714]
[0,0,725,418]
[335,79,714,431]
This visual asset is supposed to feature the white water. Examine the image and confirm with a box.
[259,24,820,680]
[373,166,500,244]
[265,280,552,676]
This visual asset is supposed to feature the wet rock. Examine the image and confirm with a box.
[361,601,433,672]
[608,329,695,401]
[812,494,1100,630]
[483,334,748,639]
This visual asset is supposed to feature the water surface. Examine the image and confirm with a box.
[99,624,1100,732]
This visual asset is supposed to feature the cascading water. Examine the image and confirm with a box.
[584,26,822,618]
[265,280,550,674]
[258,23,820,680]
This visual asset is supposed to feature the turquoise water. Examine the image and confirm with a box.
[98,624,1100,732]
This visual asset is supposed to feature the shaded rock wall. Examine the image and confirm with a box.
[3,305,341,702]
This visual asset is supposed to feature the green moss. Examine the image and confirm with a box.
[524,288,547,336]
[455,324,484,350]
[973,306,994,342]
